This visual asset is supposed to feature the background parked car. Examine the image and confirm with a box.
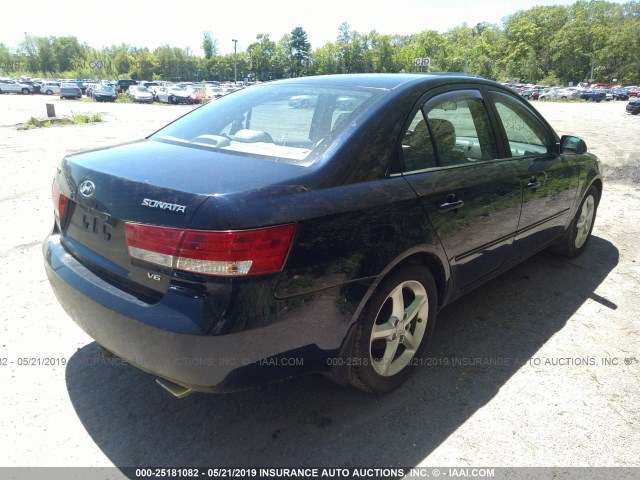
[19,80,40,94]
[0,79,33,95]
[127,85,154,103]
[288,94,318,108]
[611,88,630,101]
[74,81,88,95]
[538,88,559,101]
[626,98,640,115]
[101,81,118,93]
[91,84,117,102]
[59,82,82,100]
[185,86,205,104]
[116,79,138,93]
[539,87,582,101]
[139,81,159,90]
[156,86,191,104]
[205,85,226,99]
[596,89,613,101]
[40,82,61,95]
[149,85,167,101]
[521,88,543,100]
[579,90,606,102]
[85,83,98,97]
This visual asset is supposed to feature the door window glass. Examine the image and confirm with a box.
[425,91,497,166]
[400,111,435,171]
[400,90,497,172]
[491,92,550,157]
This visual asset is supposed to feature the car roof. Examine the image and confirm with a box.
[269,73,492,91]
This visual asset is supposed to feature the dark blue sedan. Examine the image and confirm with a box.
[44,73,602,396]
[579,90,606,102]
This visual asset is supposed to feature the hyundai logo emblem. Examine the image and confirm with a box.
[79,180,95,198]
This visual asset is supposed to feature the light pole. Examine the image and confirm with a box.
[232,39,238,84]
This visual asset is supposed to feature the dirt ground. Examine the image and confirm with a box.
[0,95,638,473]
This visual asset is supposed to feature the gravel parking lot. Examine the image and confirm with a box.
[0,95,638,474]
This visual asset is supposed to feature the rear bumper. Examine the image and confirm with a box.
[43,234,352,392]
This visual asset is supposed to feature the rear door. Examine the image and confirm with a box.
[400,89,523,290]
[487,91,579,262]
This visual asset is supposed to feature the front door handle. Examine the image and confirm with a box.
[526,178,541,189]
[439,195,464,212]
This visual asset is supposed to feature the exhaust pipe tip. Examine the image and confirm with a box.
[155,377,195,398]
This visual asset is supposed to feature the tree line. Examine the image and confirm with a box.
[1,0,638,85]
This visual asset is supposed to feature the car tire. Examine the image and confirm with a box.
[550,185,599,258]
[21,88,30,95]
[349,265,437,394]
[46,90,53,95]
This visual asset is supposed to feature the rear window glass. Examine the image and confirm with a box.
[150,83,380,167]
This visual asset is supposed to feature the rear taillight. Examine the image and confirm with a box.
[52,179,70,228]
[125,223,296,277]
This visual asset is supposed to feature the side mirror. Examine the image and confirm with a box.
[559,135,587,154]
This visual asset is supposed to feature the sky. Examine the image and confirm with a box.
[0,0,629,56]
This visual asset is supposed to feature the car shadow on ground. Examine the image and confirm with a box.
[65,236,618,471]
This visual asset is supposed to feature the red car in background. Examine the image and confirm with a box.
[627,87,639,97]
[186,86,206,104]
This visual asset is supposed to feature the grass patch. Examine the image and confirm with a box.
[71,112,103,124]
[20,112,102,129]
[115,93,131,103]
[22,117,72,129]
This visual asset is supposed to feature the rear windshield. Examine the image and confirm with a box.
[150,83,381,167]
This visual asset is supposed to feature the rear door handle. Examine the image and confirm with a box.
[439,198,464,212]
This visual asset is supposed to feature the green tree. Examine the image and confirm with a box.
[52,36,85,73]
[0,43,12,75]
[310,42,340,75]
[17,35,40,73]
[35,37,57,74]
[367,31,400,73]
[289,27,311,77]
[132,49,156,79]
[247,34,277,80]
[202,32,217,59]
[337,22,352,73]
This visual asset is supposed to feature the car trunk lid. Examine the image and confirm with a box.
[55,139,306,299]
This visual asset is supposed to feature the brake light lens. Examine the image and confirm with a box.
[125,223,296,276]
[52,179,70,228]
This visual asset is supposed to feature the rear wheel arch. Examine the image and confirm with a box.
[591,178,603,203]
[391,252,448,309]
[348,249,450,337]
[348,264,438,393]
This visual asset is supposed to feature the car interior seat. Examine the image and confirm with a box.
[429,118,469,166]
[403,119,436,171]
